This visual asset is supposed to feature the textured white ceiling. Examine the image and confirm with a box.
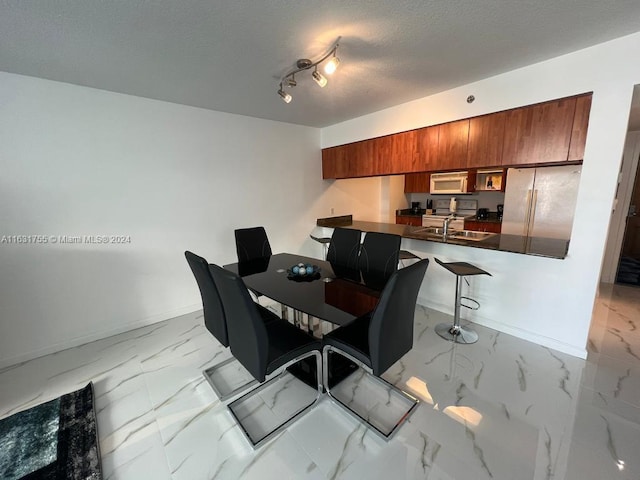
[2,0,640,127]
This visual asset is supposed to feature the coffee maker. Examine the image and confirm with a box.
[497,204,504,220]
[477,208,489,220]
[411,201,421,214]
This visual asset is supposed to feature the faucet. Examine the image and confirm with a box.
[443,214,456,237]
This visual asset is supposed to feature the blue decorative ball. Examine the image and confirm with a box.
[292,266,299,274]
[306,266,314,274]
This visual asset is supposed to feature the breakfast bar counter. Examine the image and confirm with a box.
[317,216,569,259]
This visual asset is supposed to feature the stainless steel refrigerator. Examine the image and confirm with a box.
[501,165,582,239]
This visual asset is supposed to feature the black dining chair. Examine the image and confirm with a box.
[209,264,323,448]
[185,251,278,401]
[326,227,362,270]
[234,226,272,262]
[234,226,285,313]
[322,258,430,439]
[358,231,401,279]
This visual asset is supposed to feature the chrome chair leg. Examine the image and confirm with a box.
[322,345,418,440]
[227,350,323,449]
[202,356,259,403]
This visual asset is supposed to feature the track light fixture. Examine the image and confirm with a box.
[277,37,341,103]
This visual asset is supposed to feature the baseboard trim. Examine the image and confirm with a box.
[416,296,588,359]
[0,303,202,370]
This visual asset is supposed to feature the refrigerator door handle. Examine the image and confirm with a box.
[528,189,539,237]
[523,189,533,236]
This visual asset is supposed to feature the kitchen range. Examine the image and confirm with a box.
[422,198,478,230]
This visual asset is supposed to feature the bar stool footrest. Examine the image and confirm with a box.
[460,296,481,310]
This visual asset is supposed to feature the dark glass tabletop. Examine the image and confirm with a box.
[224,253,386,327]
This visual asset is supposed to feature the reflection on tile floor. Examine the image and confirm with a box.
[0,283,639,479]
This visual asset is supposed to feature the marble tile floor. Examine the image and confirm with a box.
[0,283,639,479]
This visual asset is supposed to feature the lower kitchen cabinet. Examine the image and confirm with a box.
[464,220,502,233]
[396,215,422,226]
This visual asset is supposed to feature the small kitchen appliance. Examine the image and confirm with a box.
[477,208,489,220]
[496,204,504,220]
[411,201,421,214]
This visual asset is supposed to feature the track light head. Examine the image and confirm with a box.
[312,69,327,88]
[285,75,297,87]
[324,55,340,75]
[278,84,292,103]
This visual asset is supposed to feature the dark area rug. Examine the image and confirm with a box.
[0,382,102,480]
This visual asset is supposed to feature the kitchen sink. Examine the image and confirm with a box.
[414,227,449,235]
[449,230,497,241]
[413,227,496,242]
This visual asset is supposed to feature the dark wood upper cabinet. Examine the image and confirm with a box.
[436,119,469,170]
[415,125,440,171]
[404,173,430,193]
[348,139,376,177]
[383,130,418,173]
[502,97,577,165]
[322,144,351,179]
[322,93,591,179]
[467,112,506,168]
[568,94,592,161]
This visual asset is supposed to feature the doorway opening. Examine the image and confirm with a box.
[616,159,640,285]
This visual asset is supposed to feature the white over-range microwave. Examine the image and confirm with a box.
[429,171,469,194]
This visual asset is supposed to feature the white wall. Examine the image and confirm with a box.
[323,32,640,358]
[0,72,376,367]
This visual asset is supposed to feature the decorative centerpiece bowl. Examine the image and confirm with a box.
[287,263,321,281]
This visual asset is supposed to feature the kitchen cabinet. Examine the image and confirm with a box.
[464,220,502,233]
[322,93,592,179]
[436,119,469,170]
[415,125,440,170]
[322,130,418,179]
[467,112,506,167]
[404,172,430,193]
[474,169,505,192]
[502,97,577,165]
[322,143,354,179]
[396,215,422,226]
[568,94,592,161]
[390,130,419,172]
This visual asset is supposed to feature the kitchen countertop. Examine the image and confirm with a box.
[396,209,425,217]
[470,212,502,223]
[316,217,569,259]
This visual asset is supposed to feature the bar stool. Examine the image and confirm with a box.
[399,250,420,268]
[310,234,331,259]
[434,258,491,344]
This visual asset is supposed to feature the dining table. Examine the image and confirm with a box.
[223,252,387,329]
